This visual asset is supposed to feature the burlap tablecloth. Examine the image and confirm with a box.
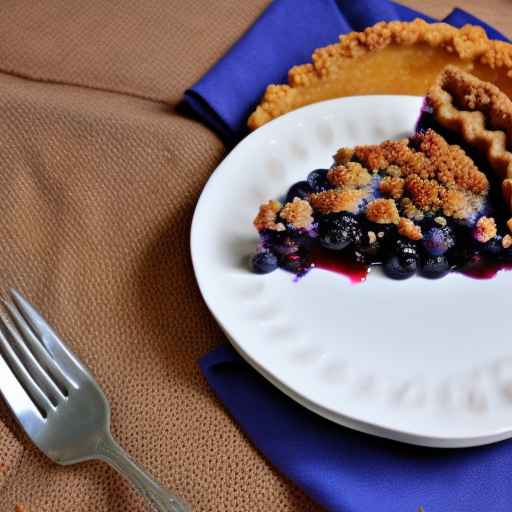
[0,1,322,510]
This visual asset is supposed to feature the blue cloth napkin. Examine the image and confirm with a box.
[201,344,512,512]
[184,0,507,143]
[192,2,511,511]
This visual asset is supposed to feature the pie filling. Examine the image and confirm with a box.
[250,68,512,282]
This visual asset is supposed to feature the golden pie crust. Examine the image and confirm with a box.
[428,65,512,211]
[248,19,512,130]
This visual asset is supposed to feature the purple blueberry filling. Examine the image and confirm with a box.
[251,201,512,281]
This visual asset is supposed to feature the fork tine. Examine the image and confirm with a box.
[9,289,88,381]
[0,354,46,436]
[0,329,54,416]
[0,305,67,404]
[3,299,74,393]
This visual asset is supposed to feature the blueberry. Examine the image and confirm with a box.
[279,251,312,275]
[251,250,278,274]
[353,231,382,264]
[502,245,512,262]
[318,212,363,251]
[446,224,479,269]
[270,228,312,255]
[287,227,316,251]
[419,254,450,279]
[482,235,503,256]
[394,238,419,265]
[285,181,313,203]
[383,255,417,280]
[273,235,299,255]
[366,221,397,242]
[382,237,418,279]
[418,214,437,231]
[421,226,455,256]
[307,169,329,192]
[259,229,279,249]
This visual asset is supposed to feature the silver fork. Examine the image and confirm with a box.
[0,289,190,512]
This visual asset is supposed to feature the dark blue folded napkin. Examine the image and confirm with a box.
[201,344,512,512]
[184,0,507,143]
[200,345,512,512]
[192,2,511,510]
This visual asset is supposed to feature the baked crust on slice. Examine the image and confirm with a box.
[427,65,512,211]
[248,19,512,130]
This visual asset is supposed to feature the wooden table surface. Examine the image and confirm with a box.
[402,0,512,37]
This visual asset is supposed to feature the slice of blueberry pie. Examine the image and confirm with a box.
[251,67,512,281]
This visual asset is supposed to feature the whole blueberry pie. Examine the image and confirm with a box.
[248,20,512,130]
[251,67,512,281]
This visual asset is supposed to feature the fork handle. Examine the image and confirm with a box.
[96,434,191,512]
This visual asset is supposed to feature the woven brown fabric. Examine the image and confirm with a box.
[0,1,322,511]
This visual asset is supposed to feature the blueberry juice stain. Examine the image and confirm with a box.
[310,247,370,284]
[458,257,512,280]
[307,247,512,284]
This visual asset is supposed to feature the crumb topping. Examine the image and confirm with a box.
[503,234,512,249]
[398,217,423,240]
[255,129,493,239]
[280,197,314,229]
[418,129,488,194]
[400,197,425,221]
[404,175,441,211]
[248,20,512,129]
[385,165,403,178]
[440,189,469,219]
[334,147,354,165]
[352,131,488,197]
[474,216,497,242]
[253,200,285,231]
[353,141,401,171]
[354,131,487,192]
[379,176,404,199]
[309,189,366,214]
[366,199,400,225]
[353,130,488,219]
[327,162,372,188]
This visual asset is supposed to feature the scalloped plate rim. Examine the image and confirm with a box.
[191,95,512,448]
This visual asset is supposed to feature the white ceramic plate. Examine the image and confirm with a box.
[191,96,512,448]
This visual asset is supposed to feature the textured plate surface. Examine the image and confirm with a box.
[191,96,512,448]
